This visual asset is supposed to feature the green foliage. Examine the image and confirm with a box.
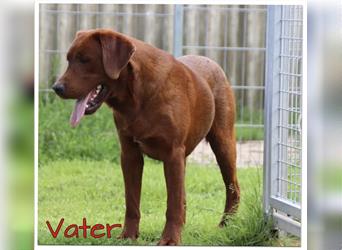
[236,127,264,141]
[38,161,288,246]
[39,96,120,164]
[236,106,264,125]
[48,55,61,87]
[236,108,264,141]
[39,95,265,165]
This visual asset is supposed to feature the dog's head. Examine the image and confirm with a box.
[52,29,136,127]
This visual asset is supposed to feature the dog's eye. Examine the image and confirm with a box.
[77,55,90,64]
[79,57,90,64]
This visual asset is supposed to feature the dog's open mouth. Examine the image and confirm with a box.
[70,84,109,127]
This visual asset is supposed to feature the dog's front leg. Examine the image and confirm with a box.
[118,135,144,240]
[158,146,186,246]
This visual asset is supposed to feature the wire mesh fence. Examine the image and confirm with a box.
[264,5,303,237]
[39,4,267,168]
[278,5,303,205]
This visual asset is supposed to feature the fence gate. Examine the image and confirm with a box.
[263,5,303,237]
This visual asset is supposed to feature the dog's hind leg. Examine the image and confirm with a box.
[206,86,240,227]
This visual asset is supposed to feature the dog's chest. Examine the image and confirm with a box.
[115,112,176,160]
[133,136,169,161]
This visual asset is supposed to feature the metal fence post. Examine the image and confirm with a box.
[263,5,282,215]
[173,5,183,57]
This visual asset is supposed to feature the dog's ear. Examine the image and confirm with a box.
[98,31,136,80]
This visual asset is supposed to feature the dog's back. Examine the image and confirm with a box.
[177,55,236,130]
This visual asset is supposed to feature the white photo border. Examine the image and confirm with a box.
[34,0,307,249]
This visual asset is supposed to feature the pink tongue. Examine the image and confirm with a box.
[70,92,92,127]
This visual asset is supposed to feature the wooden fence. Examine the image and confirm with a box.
[39,4,266,123]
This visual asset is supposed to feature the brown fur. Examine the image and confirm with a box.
[53,29,240,245]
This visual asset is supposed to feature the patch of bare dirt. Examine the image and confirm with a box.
[188,140,264,167]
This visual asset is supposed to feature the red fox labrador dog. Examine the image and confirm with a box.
[52,29,240,245]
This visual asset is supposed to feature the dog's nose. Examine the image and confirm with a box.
[52,83,65,95]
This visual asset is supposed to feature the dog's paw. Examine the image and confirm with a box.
[117,229,138,240]
[118,225,139,240]
[218,219,228,228]
[218,214,232,228]
[117,219,140,240]
[157,223,181,246]
[157,237,179,246]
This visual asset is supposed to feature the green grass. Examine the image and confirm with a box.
[38,160,283,246]
[38,96,301,246]
[38,96,300,246]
